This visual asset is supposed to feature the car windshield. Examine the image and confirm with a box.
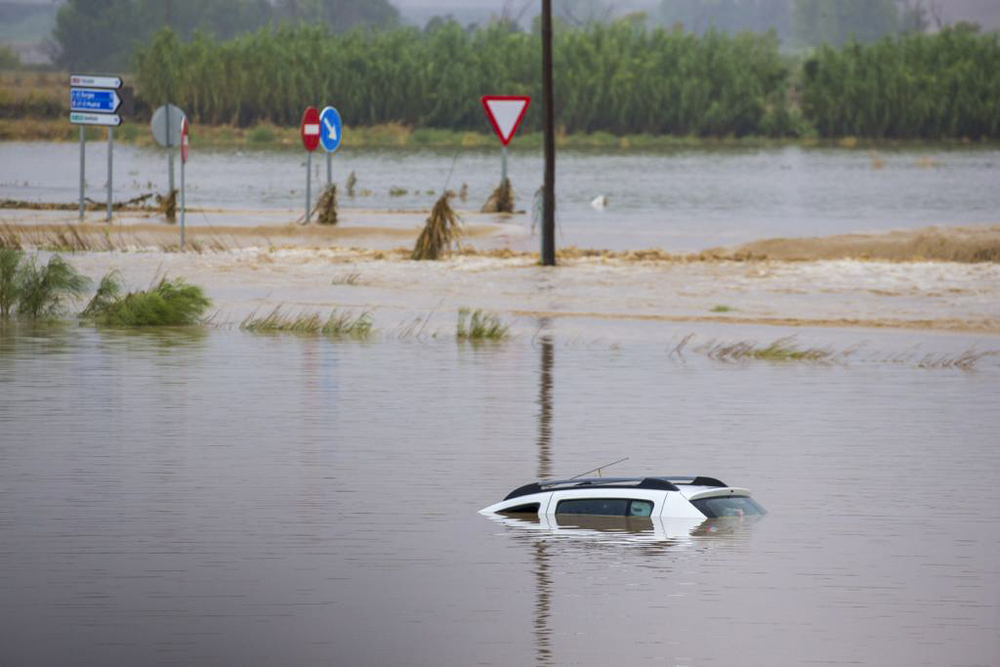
[690,495,766,518]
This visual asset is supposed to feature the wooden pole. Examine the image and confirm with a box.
[541,0,556,266]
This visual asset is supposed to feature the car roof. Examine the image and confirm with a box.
[503,475,727,501]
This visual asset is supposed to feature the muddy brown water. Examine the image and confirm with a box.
[1,324,998,665]
[3,142,1000,251]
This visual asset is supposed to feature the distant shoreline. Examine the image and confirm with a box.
[2,118,998,151]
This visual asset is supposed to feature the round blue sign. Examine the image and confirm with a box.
[319,106,342,153]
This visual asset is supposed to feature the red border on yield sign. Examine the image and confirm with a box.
[481,96,531,146]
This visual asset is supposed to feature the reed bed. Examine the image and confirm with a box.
[135,22,795,136]
[456,308,510,342]
[803,27,1000,139]
[240,306,373,339]
[134,23,1000,139]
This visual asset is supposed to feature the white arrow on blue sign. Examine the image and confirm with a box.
[71,88,121,114]
[319,106,343,153]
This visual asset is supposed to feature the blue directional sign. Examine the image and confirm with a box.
[319,106,342,153]
[70,88,121,114]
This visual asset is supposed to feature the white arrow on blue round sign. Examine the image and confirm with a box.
[319,106,342,153]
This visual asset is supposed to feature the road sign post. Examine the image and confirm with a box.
[481,95,530,194]
[107,127,113,222]
[151,104,186,220]
[180,118,189,250]
[79,126,85,220]
[319,106,342,188]
[541,1,556,266]
[300,106,320,223]
[70,74,123,221]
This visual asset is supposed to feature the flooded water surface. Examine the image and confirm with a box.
[3,142,999,251]
[2,326,998,665]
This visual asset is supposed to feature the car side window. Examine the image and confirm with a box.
[498,502,540,515]
[556,498,628,516]
[628,500,653,517]
[556,498,654,517]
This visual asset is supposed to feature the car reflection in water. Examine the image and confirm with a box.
[484,510,763,547]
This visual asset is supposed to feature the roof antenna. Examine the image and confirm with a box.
[570,457,629,480]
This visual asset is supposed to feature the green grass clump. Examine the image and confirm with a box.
[0,249,90,319]
[456,307,510,341]
[80,270,123,319]
[0,247,20,317]
[240,306,373,339]
[83,275,211,326]
[247,125,276,144]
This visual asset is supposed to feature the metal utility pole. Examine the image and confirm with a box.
[541,0,556,266]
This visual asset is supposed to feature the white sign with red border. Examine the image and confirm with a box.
[301,106,321,152]
[481,95,530,146]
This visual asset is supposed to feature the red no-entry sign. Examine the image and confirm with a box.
[180,117,189,164]
[300,106,320,152]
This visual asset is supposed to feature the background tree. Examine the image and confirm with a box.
[274,0,398,29]
[791,0,899,47]
[657,0,791,40]
[53,0,398,71]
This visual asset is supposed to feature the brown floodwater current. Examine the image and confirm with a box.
[1,324,998,665]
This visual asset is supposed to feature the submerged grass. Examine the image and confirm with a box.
[669,334,997,370]
[0,250,91,319]
[331,271,362,286]
[456,307,510,341]
[83,275,211,327]
[240,306,373,339]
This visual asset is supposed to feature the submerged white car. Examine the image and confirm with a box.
[480,475,765,519]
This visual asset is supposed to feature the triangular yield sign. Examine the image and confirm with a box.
[482,95,531,146]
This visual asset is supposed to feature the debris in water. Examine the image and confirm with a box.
[412,191,462,260]
[591,194,609,210]
[157,189,178,222]
[315,184,338,225]
[481,178,514,213]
